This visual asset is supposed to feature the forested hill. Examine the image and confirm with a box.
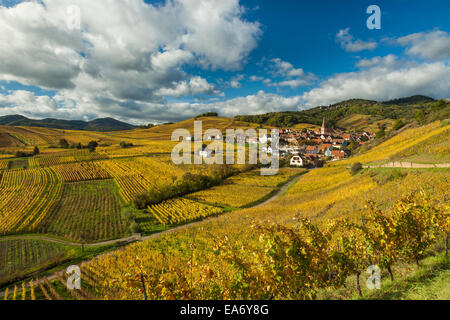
[235,95,449,130]
[0,115,136,132]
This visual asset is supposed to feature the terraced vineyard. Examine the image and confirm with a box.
[0,160,8,170]
[0,168,62,234]
[148,198,222,225]
[98,157,185,202]
[0,239,67,285]
[187,168,305,208]
[51,162,111,182]
[37,180,126,242]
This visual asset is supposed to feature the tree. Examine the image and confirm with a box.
[350,162,363,175]
[87,141,98,152]
[392,119,405,131]
[120,141,133,148]
[58,139,69,149]
[415,110,425,125]
[129,222,141,234]
[33,146,40,156]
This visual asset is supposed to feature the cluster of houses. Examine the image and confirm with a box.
[284,118,375,167]
[193,118,375,168]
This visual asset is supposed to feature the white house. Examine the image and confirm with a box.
[262,146,279,155]
[206,134,222,141]
[197,148,215,158]
[290,156,304,167]
[259,134,273,144]
[248,137,258,144]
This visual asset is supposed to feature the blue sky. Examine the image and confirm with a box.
[0,0,449,123]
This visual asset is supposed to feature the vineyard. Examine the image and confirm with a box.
[0,117,448,301]
[0,239,67,285]
[70,188,448,300]
[337,121,450,166]
[186,168,304,208]
[148,198,222,225]
[0,160,8,170]
[0,168,62,234]
[51,162,111,182]
[98,157,186,202]
[37,180,127,242]
[188,183,276,208]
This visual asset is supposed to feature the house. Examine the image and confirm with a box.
[262,146,279,155]
[248,137,258,144]
[259,134,272,144]
[290,156,304,167]
[305,146,318,154]
[331,150,346,160]
[197,147,215,158]
[206,134,222,141]
[342,133,351,141]
[317,144,333,155]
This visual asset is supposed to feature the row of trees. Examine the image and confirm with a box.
[57,139,98,152]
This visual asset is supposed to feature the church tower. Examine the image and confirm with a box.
[321,117,326,135]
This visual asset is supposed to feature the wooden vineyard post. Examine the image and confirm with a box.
[140,273,147,300]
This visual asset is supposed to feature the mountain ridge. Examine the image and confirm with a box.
[0,115,136,132]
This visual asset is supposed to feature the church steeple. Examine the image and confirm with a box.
[321,117,326,135]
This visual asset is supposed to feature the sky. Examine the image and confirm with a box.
[0,0,449,124]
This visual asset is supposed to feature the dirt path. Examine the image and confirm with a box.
[364,162,450,169]
[253,173,306,208]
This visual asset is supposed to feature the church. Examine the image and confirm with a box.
[320,118,335,136]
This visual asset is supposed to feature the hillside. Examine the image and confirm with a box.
[0,115,135,132]
[110,116,269,141]
[235,96,449,132]
[14,119,444,300]
[0,118,447,300]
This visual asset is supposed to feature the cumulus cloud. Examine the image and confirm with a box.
[156,76,222,97]
[0,0,261,122]
[356,54,398,68]
[267,58,316,88]
[249,76,264,82]
[336,28,377,52]
[302,60,450,106]
[397,30,450,60]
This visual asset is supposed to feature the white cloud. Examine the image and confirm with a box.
[156,76,221,97]
[228,74,244,88]
[0,89,304,123]
[0,0,261,121]
[336,28,377,52]
[397,30,450,61]
[356,54,398,68]
[249,76,264,82]
[267,58,316,88]
[302,60,450,106]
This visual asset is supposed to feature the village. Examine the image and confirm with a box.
[193,118,376,168]
[278,118,376,168]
